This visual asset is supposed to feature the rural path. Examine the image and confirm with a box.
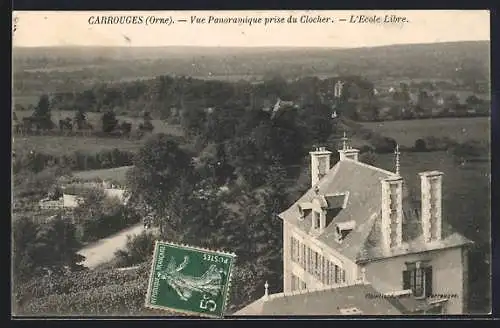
[78,223,147,269]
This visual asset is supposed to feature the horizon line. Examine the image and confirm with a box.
[12,39,490,50]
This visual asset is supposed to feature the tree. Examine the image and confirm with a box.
[359,151,376,165]
[445,93,460,110]
[74,109,87,130]
[126,134,195,235]
[13,216,85,283]
[119,121,132,135]
[33,94,51,120]
[414,139,427,152]
[451,140,488,162]
[466,95,482,106]
[114,231,156,267]
[13,217,39,282]
[101,110,118,133]
[32,94,54,130]
[228,262,264,313]
[139,110,154,133]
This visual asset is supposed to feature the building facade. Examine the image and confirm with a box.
[279,140,472,314]
[237,137,473,315]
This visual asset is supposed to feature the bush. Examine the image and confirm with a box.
[228,262,263,313]
[15,262,150,303]
[414,139,427,151]
[413,136,458,152]
[73,192,141,243]
[12,215,85,286]
[13,261,189,316]
[114,231,156,268]
[13,148,135,173]
[371,136,397,153]
[451,140,489,160]
[19,279,148,315]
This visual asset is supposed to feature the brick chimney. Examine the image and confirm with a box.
[381,176,404,251]
[419,171,443,242]
[310,147,332,187]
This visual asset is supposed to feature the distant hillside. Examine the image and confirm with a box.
[12,40,489,59]
[13,41,490,103]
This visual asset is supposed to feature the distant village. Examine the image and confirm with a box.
[164,78,490,124]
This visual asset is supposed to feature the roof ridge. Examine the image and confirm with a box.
[342,158,398,177]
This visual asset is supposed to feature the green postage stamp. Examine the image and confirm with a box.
[145,240,236,318]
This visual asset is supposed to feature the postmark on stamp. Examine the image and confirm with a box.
[145,240,236,318]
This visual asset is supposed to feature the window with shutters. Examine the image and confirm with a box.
[300,244,306,269]
[326,260,331,284]
[403,262,433,298]
[314,251,321,279]
[290,237,302,263]
[306,247,311,274]
[321,256,326,283]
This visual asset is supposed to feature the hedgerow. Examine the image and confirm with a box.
[15,262,151,306]
[20,278,149,315]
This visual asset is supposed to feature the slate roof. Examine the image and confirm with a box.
[278,158,473,263]
[233,283,402,315]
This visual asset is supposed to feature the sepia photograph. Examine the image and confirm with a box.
[11,10,491,317]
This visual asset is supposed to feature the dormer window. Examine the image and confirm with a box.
[297,202,312,221]
[335,220,356,242]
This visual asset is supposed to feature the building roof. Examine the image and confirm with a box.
[233,283,402,315]
[278,158,473,263]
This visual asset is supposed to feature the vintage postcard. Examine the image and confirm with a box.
[11,10,491,317]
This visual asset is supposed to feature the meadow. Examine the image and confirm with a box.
[12,109,185,156]
[72,166,133,184]
[12,135,143,156]
[361,117,490,147]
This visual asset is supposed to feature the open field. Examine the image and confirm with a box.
[12,110,185,156]
[72,166,133,184]
[361,117,490,147]
[12,135,144,155]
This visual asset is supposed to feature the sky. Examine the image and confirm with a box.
[12,10,490,48]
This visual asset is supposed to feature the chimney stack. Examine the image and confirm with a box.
[310,147,332,187]
[338,132,359,161]
[381,176,404,251]
[419,171,443,242]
